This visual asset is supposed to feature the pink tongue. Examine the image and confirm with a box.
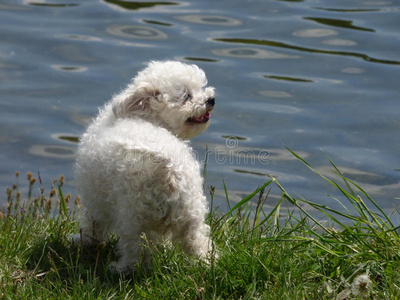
[195,112,210,121]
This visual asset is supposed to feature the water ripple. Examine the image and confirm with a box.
[177,15,242,26]
[341,67,365,74]
[212,47,298,59]
[258,90,293,98]
[317,166,398,186]
[214,38,400,65]
[102,0,178,11]
[184,57,219,63]
[293,28,337,38]
[107,25,167,39]
[52,65,87,72]
[143,19,173,27]
[57,34,101,42]
[264,75,313,83]
[25,1,78,7]
[313,7,380,13]
[304,17,375,32]
[322,39,357,46]
[52,133,80,143]
[29,145,75,159]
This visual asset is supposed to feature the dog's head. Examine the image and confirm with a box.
[112,61,215,139]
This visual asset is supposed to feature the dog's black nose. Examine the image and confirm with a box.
[206,97,215,107]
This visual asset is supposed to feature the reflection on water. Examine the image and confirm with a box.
[177,15,242,26]
[52,133,80,143]
[29,145,75,159]
[303,17,374,32]
[184,57,219,63]
[212,47,298,60]
[221,135,248,141]
[214,38,400,65]
[317,166,400,197]
[102,0,179,11]
[25,1,79,7]
[258,90,292,98]
[322,39,357,46]
[52,65,87,72]
[57,34,101,42]
[264,75,313,83]
[1,0,400,214]
[143,20,173,27]
[293,28,338,38]
[52,45,94,62]
[313,7,380,13]
[107,25,167,39]
[341,67,364,74]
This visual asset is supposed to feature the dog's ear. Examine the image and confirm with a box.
[112,86,159,118]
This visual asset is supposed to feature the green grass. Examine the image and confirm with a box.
[1,152,399,299]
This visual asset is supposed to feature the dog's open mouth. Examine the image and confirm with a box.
[186,111,211,124]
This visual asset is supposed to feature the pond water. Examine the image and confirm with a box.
[1,0,399,215]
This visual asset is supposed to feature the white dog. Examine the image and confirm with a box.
[73,61,216,273]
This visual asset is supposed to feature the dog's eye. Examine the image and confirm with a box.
[184,93,192,102]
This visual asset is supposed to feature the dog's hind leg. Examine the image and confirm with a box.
[173,218,212,260]
[109,228,145,273]
[70,207,109,246]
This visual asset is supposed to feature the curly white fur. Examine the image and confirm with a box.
[72,61,216,273]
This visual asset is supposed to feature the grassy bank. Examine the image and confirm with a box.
[1,154,399,299]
